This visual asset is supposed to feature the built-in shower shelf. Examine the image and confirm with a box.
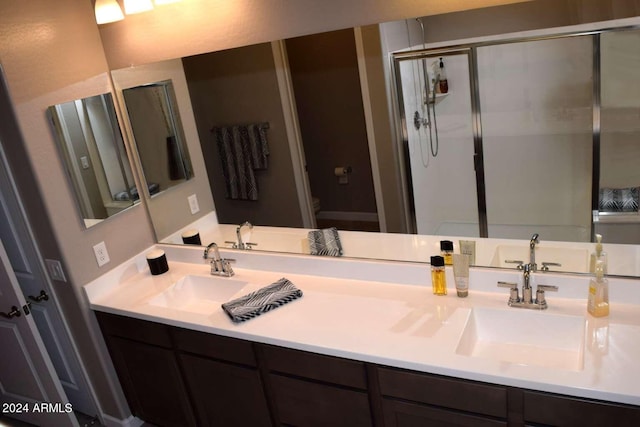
[428,92,449,105]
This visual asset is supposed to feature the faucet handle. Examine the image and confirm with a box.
[535,285,558,308]
[245,242,258,250]
[540,262,562,272]
[498,281,520,304]
[504,259,524,270]
[224,241,238,249]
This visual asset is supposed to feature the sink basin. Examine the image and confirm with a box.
[148,275,248,315]
[490,245,589,273]
[456,308,585,371]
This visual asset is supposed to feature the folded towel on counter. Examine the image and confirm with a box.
[221,278,302,323]
[308,227,343,257]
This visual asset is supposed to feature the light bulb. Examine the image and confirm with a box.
[95,0,125,24]
[124,0,154,15]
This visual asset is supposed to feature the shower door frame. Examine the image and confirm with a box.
[392,47,487,237]
[392,24,640,240]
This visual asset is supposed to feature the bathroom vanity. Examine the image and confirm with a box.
[85,245,640,426]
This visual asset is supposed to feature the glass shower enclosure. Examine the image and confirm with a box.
[393,31,607,242]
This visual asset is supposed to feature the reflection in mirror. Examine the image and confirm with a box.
[111,16,640,278]
[48,93,136,228]
[123,80,193,198]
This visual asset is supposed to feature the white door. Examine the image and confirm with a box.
[0,239,77,426]
[0,146,98,417]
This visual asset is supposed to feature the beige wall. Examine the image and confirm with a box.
[182,44,304,227]
[286,29,377,216]
[99,0,532,69]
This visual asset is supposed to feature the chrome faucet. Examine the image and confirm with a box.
[529,233,539,272]
[203,242,234,276]
[225,221,257,250]
[498,263,558,310]
[497,233,559,309]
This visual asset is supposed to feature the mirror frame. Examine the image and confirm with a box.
[47,92,138,229]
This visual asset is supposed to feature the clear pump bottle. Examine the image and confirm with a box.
[587,259,609,317]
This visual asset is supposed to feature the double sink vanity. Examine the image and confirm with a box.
[84,244,640,426]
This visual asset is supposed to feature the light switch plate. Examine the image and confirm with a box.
[188,194,200,214]
[45,259,67,282]
[80,156,90,169]
[93,241,110,267]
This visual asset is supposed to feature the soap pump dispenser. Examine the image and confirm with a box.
[438,57,448,94]
[589,234,608,274]
[587,259,609,317]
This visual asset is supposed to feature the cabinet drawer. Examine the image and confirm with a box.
[270,374,371,427]
[377,367,507,419]
[261,344,367,389]
[524,390,640,426]
[96,311,172,348]
[383,398,507,427]
[172,327,256,367]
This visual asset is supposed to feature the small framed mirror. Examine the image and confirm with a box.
[48,93,137,228]
[122,79,194,199]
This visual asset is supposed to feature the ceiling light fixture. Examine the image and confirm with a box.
[94,0,125,24]
[124,0,154,15]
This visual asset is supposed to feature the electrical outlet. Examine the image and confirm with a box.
[45,259,67,282]
[188,194,200,214]
[93,241,110,267]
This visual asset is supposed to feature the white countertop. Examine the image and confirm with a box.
[84,244,640,406]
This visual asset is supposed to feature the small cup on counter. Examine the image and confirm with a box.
[146,249,169,275]
[181,229,202,245]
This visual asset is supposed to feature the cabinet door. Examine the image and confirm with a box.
[179,353,272,427]
[107,336,196,427]
[383,399,507,427]
[269,374,372,427]
[524,391,640,426]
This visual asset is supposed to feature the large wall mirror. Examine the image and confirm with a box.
[109,5,640,278]
[48,93,137,228]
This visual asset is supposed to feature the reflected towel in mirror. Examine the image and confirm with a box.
[308,227,343,257]
[221,277,302,322]
[212,123,270,201]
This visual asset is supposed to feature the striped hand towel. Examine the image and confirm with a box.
[308,227,343,257]
[221,278,302,323]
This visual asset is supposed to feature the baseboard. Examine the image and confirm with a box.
[316,210,378,222]
[101,413,143,427]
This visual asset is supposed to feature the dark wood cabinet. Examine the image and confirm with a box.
[382,399,507,427]
[261,344,372,426]
[377,366,509,426]
[179,353,271,426]
[96,312,196,427]
[523,390,640,427]
[96,311,640,427]
[172,327,272,427]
